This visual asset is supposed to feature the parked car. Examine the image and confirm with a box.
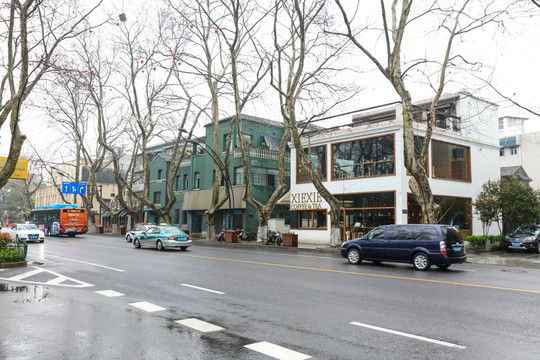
[125,223,154,243]
[340,224,466,271]
[133,225,192,251]
[504,224,540,253]
[0,223,45,243]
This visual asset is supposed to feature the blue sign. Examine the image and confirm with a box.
[62,182,87,195]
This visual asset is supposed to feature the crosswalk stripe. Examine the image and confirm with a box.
[244,341,311,360]
[175,318,224,332]
[95,290,125,297]
[130,301,166,312]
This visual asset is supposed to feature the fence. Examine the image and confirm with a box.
[0,240,28,263]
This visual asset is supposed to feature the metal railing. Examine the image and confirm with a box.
[0,240,28,263]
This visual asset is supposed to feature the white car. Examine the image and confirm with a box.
[125,223,154,243]
[3,223,45,243]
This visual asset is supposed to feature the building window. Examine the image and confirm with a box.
[498,118,504,130]
[433,102,458,131]
[174,209,180,225]
[182,211,187,225]
[267,173,275,187]
[153,191,161,204]
[175,175,180,191]
[499,148,505,157]
[432,140,470,182]
[510,146,518,155]
[234,167,244,185]
[252,168,264,186]
[183,174,189,190]
[157,169,162,180]
[223,133,233,152]
[194,172,200,189]
[298,210,327,229]
[237,133,253,147]
[297,145,327,183]
[332,134,394,179]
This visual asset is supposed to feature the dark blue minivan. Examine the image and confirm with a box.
[340,224,467,271]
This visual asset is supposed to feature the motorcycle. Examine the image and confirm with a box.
[275,231,282,246]
[217,228,226,242]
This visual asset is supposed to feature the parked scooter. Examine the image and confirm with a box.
[217,228,226,242]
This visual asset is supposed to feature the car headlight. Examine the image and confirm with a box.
[523,236,536,243]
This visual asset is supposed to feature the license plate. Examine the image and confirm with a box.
[29,235,37,239]
[512,243,521,247]
[453,246,462,252]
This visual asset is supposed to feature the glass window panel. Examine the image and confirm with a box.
[234,167,244,185]
[333,134,394,179]
[432,140,470,181]
[298,146,327,183]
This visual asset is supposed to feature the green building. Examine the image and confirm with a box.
[146,115,290,235]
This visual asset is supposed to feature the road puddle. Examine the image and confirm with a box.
[0,283,48,303]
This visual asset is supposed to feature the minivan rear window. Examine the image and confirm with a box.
[442,226,463,243]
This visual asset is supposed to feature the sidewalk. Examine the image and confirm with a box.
[102,232,540,269]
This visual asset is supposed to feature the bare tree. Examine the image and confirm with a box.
[0,0,103,189]
[335,0,513,223]
[270,0,353,247]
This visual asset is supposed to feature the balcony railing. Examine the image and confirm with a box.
[233,148,290,161]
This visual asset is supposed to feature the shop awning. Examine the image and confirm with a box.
[277,191,290,205]
[101,211,110,217]
[182,187,246,211]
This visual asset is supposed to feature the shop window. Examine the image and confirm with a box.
[298,210,327,229]
[297,145,327,183]
[432,140,470,181]
[332,134,394,179]
[407,136,429,176]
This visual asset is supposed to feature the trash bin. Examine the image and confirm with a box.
[98,226,104,234]
[119,227,126,235]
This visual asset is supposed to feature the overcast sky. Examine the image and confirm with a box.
[2,1,540,161]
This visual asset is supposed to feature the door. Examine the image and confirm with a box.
[359,226,387,259]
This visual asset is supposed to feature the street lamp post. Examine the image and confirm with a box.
[179,128,235,230]
[98,184,103,228]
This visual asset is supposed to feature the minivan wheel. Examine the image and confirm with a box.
[412,252,431,271]
[436,264,451,269]
[347,248,362,265]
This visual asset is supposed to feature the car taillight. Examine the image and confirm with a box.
[168,236,177,240]
[440,241,447,255]
[186,236,191,240]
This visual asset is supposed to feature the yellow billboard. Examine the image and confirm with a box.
[0,157,29,180]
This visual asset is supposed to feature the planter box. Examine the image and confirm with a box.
[282,234,298,247]
[225,232,238,243]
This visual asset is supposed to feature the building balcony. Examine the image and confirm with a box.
[233,147,290,161]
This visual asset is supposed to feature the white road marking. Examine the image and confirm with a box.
[180,283,225,294]
[130,301,166,312]
[175,318,224,332]
[350,322,466,349]
[8,268,44,281]
[37,253,124,272]
[95,290,125,297]
[0,267,93,288]
[244,341,311,360]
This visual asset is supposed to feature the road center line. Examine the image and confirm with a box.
[351,322,466,349]
[181,283,225,294]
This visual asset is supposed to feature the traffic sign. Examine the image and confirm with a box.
[62,182,87,195]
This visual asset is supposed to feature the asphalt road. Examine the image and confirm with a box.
[1,234,539,360]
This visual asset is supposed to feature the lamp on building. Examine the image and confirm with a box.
[179,128,235,230]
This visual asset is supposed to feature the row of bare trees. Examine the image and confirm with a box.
[1,1,539,243]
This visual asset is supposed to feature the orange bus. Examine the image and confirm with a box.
[30,204,88,237]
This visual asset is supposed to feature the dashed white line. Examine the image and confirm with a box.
[350,322,466,349]
[244,341,311,360]
[180,283,225,294]
[95,290,125,297]
[130,301,166,312]
[175,318,224,332]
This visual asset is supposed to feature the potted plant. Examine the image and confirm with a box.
[282,231,298,247]
[224,230,238,243]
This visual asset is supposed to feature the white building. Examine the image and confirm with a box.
[499,116,540,189]
[288,92,501,247]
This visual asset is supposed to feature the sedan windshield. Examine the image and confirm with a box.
[19,224,38,230]
[513,226,540,236]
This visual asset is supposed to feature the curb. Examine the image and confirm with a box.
[0,261,27,269]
